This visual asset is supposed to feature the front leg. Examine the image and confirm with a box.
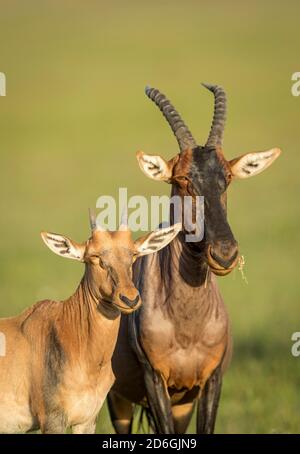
[128,312,174,433]
[107,390,134,434]
[197,365,222,434]
[144,366,174,434]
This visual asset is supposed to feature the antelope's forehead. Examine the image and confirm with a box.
[189,147,230,183]
[89,230,134,251]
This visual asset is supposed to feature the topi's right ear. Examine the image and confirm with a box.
[41,232,85,262]
[136,151,177,183]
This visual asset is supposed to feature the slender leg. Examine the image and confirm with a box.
[72,419,97,434]
[144,367,174,434]
[172,402,195,434]
[197,366,222,434]
[107,391,134,434]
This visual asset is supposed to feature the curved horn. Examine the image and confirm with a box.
[145,86,197,153]
[89,208,97,231]
[202,83,226,148]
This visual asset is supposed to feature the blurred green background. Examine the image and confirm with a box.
[0,0,299,434]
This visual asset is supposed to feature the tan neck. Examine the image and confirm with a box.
[66,267,119,318]
[57,271,120,365]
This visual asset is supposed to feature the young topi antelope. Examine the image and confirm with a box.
[0,212,180,434]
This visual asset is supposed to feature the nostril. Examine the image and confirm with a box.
[119,294,140,308]
[133,295,140,307]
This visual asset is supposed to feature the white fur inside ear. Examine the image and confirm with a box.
[136,152,172,181]
[135,223,181,256]
[230,148,281,179]
[41,232,84,261]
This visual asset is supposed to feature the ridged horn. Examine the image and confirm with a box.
[202,83,226,148]
[145,86,197,153]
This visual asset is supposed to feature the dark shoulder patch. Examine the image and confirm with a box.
[44,324,65,389]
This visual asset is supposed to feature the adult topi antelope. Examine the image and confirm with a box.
[108,84,281,434]
[0,212,180,434]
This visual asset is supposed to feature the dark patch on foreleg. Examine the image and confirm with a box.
[144,367,175,434]
[44,324,65,388]
[41,324,67,433]
[197,365,222,434]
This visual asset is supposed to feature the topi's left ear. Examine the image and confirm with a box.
[229,148,281,179]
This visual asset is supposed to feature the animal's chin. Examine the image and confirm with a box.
[112,301,141,314]
[209,266,234,276]
[102,297,141,314]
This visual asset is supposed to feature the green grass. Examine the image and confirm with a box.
[0,0,299,433]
